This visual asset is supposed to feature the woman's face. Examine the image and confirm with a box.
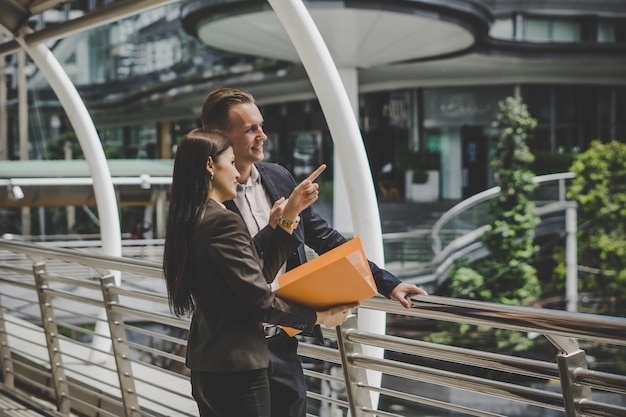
[208,146,240,203]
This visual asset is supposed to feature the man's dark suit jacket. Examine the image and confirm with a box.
[224,162,402,299]
[185,199,318,373]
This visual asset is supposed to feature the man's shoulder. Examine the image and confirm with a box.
[256,161,292,178]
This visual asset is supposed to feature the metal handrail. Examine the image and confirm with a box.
[0,238,624,417]
[431,172,576,255]
[362,295,626,347]
[0,238,163,277]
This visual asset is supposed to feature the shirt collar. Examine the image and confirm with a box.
[250,164,261,184]
[238,164,262,188]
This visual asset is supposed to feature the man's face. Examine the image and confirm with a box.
[225,103,267,168]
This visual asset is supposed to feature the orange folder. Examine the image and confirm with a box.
[274,237,378,336]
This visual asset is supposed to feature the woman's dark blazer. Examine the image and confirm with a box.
[185,199,317,373]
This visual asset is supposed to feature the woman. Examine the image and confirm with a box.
[163,128,354,417]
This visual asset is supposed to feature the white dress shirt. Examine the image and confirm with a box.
[234,165,287,284]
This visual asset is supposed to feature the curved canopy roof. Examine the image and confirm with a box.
[1,0,626,129]
[182,0,492,68]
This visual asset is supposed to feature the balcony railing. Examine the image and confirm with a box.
[0,238,624,417]
[431,172,576,256]
[378,173,578,289]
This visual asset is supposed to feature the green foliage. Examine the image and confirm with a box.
[568,140,626,223]
[430,97,541,351]
[563,140,626,315]
[103,144,123,159]
[316,180,334,204]
[448,265,490,300]
[397,148,440,171]
[532,150,577,175]
[481,97,541,310]
[472,96,542,307]
[397,147,440,183]
[28,205,97,235]
[46,131,84,160]
[46,131,123,159]
[57,322,96,341]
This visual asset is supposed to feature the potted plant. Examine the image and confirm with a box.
[398,148,440,202]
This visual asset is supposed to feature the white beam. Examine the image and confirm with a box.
[565,204,578,312]
[15,29,121,355]
[267,0,385,408]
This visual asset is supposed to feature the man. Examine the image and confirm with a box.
[201,87,427,417]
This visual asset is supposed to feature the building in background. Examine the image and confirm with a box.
[1,0,625,232]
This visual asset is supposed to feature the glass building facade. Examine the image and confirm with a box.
[2,0,626,232]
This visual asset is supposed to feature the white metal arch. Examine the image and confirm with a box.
[268,0,386,407]
[10,28,121,354]
[13,31,122,260]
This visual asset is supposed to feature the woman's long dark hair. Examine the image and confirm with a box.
[163,128,232,316]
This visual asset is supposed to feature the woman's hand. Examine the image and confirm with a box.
[281,164,326,224]
[269,197,286,228]
[315,302,359,328]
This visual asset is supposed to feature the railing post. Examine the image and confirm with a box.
[32,261,71,415]
[558,177,567,202]
[336,315,372,417]
[99,274,141,417]
[547,335,592,417]
[557,349,593,417]
[0,295,14,388]
[565,203,578,312]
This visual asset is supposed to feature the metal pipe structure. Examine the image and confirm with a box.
[0,0,180,56]
[267,0,386,407]
[13,28,122,354]
[266,0,385,263]
[566,204,578,312]
[1,238,626,417]
[13,31,122,261]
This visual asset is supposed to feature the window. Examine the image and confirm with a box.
[525,18,550,42]
[552,20,580,42]
[524,18,580,43]
[490,18,514,40]
[522,85,625,153]
[598,19,626,43]
[597,21,615,43]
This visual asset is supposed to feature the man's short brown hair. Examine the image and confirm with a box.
[200,87,256,130]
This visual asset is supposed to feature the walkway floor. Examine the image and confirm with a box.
[0,385,64,417]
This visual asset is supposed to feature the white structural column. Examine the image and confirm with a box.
[0,50,6,160]
[16,32,122,354]
[335,66,385,404]
[17,39,122,259]
[267,0,385,408]
[18,49,31,236]
[565,204,578,312]
[18,49,28,161]
[333,67,356,235]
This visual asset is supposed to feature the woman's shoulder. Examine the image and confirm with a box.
[198,200,246,232]
[200,200,239,220]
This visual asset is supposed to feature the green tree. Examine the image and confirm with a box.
[563,140,626,316]
[431,97,541,351]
